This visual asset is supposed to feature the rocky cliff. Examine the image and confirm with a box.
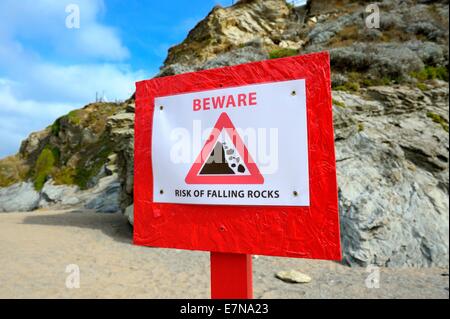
[0,101,133,213]
[0,0,448,267]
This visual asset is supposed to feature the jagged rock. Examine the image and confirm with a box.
[159,44,268,77]
[279,39,303,50]
[201,44,268,70]
[107,112,135,210]
[329,43,425,79]
[61,196,81,206]
[19,129,50,161]
[43,181,71,201]
[107,112,134,130]
[125,204,134,226]
[40,181,79,204]
[276,270,312,284]
[126,103,136,113]
[84,175,121,213]
[158,63,197,78]
[333,84,449,267]
[1,101,127,201]
[164,0,294,66]
[307,12,359,45]
[105,154,118,175]
[0,182,40,212]
[0,175,121,214]
[34,174,121,213]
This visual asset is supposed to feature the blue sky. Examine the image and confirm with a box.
[0,0,234,158]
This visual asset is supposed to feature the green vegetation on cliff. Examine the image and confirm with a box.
[269,48,298,59]
[427,112,449,133]
[74,135,113,190]
[32,148,56,191]
[0,156,28,188]
[0,102,126,191]
[411,66,449,82]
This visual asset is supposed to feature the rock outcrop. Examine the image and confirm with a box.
[333,83,449,267]
[0,174,121,213]
[154,0,449,267]
[163,0,295,66]
[124,204,134,226]
[106,104,135,211]
[0,182,40,212]
[0,102,127,213]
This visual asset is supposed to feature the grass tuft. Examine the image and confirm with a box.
[333,99,346,108]
[269,48,298,59]
[357,123,365,132]
[427,112,449,132]
[411,66,449,82]
[334,82,360,92]
[32,148,56,191]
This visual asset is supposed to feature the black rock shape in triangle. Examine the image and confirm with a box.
[199,141,235,175]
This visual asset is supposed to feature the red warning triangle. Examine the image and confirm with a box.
[185,112,264,185]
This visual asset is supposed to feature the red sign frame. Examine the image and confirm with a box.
[134,52,341,261]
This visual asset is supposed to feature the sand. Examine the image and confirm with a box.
[0,209,448,299]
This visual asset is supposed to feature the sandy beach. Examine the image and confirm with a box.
[0,210,448,299]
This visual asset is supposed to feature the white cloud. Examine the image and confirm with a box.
[0,80,72,119]
[73,24,129,60]
[0,0,129,61]
[0,82,74,157]
[0,61,146,157]
[25,63,145,103]
[0,0,148,158]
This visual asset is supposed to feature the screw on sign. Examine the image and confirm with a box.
[134,51,341,299]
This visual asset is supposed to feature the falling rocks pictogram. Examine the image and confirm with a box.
[200,142,236,175]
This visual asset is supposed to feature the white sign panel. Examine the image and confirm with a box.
[152,79,310,206]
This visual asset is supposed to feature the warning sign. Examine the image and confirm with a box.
[152,79,310,206]
[185,112,264,185]
[134,52,341,261]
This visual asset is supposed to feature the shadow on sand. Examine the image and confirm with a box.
[22,210,133,244]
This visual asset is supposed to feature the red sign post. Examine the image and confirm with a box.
[134,52,341,299]
[210,253,253,299]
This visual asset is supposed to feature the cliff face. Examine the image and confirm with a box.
[0,0,449,267]
[1,102,124,190]
[0,101,133,213]
[161,0,449,82]
[164,0,295,66]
